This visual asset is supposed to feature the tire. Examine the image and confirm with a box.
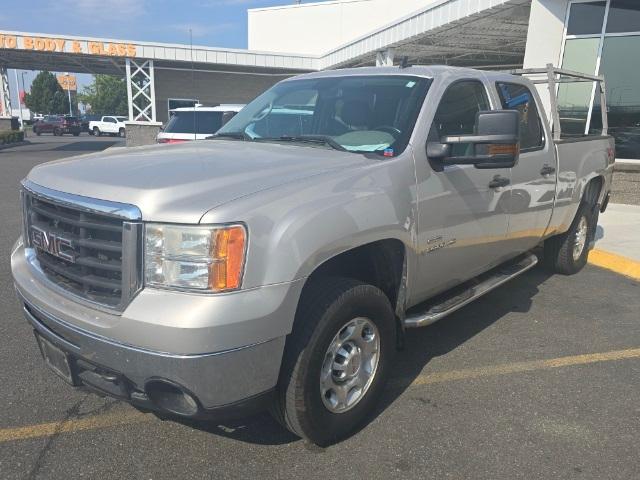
[93,127,101,137]
[35,129,41,136]
[544,201,595,275]
[272,277,396,445]
[118,128,125,138]
[53,128,62,136]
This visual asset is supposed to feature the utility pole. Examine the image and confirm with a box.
[66,72,73,116]
[13,69,23,130]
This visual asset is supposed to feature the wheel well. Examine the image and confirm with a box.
[305,239,405,311]
[583,176,603,206]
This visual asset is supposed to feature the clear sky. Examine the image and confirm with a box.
[1,0,307,49]
[2,0,322,107]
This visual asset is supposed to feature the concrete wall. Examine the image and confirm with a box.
[153,68,294,123]
[523,0,570,115]
[248,0,439,56]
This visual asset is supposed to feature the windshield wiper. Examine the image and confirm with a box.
[259,135,347,152]
[209,131,252,141]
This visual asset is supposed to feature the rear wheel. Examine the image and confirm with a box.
[93,127,101,137]
[272,277,396,446]
[544,201,595,274]
[118,127,125,138]
[53,127,62,136]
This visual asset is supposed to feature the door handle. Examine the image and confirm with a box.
[489,175,510,189]
[540,164,556,176]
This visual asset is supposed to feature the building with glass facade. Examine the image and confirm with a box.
[524,0,640,162]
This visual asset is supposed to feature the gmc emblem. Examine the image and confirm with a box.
[31,225,76,263]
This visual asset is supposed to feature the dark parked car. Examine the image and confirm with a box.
[80,114,101,133]
[33,116,81,136]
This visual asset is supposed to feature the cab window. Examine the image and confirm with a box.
[431,80,490,156]
[496,82,544,151]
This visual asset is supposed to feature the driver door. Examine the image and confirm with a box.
[412,79,512,303]
[103,117,116,133]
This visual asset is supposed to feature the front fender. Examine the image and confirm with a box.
[200,158,417,289]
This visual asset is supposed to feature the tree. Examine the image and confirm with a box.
[79,75,128,116]
[24,71,70,115]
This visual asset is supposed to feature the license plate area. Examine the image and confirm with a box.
[35,332,76,385]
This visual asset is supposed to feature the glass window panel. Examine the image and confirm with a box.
[593,36,640,159]
[566,1,606,35]
[557,38,600,136]
[432,81,490,156]
[606,0,640,34]
[497,82,544,150]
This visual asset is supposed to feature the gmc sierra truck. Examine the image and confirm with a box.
[11,65,614,445]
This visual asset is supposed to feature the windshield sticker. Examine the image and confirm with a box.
[406,81,416,88]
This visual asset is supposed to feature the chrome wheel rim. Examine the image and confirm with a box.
[573,215,588,261]
[320,317,380,414]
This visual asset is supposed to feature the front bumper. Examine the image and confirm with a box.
[11,241,304,415]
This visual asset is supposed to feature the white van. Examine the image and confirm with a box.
[157,104,244,143]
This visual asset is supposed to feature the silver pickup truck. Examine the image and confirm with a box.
[11,65,614,445]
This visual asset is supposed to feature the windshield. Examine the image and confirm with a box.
[216,75,431,155]
[164,111,225,134]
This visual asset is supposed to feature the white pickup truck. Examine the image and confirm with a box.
[88,116,127,137]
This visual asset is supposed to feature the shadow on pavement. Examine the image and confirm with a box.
[164,264,553,447]
[53,141,120,152]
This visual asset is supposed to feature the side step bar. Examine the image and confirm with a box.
[404,253,539,328]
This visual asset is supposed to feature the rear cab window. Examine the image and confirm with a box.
[164,111,226,135]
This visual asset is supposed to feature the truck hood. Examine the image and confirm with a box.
[27,140,370,223]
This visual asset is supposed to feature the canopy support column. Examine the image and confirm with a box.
[125,58,162,147]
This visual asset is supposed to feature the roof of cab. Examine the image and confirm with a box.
[284,64,523,81]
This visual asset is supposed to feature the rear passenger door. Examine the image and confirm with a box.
[414,79,511,302]
[494,82,556,253]
[42,116,54,133]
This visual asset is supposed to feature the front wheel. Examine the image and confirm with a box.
[53,128,62,136]
[272,277,396,446]
[544,201,594,274]
[118,127,125,138]
[93,127,101,137]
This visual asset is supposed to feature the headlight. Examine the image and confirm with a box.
[144,223,246,292]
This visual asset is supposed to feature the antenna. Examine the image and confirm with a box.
[399,56,411,69]
[190,28,196,141]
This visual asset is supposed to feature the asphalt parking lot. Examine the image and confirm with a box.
[1,136,639,480]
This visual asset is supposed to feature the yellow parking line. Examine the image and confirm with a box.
[394,348,640,388]
[0,410,150,443]
[588,249,640,280]
[1,348,640,444]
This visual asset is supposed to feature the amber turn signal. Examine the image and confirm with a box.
[210,226,246,290]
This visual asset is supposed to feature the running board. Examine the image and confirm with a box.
[404,253,539,328]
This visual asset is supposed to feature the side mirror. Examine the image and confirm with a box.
[427,110,520,169]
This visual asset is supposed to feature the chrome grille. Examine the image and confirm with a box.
[22,181,142,312]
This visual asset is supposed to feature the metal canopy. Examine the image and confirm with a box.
[1,2,534,122]
[0,31,316,76]
[320,0,532,70]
